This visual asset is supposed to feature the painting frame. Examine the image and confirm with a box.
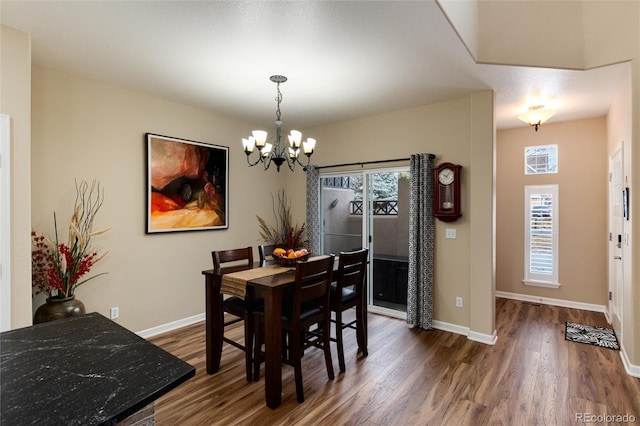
[146,133,229,233]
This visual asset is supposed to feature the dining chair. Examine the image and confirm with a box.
[212,246,256,381]
[258,244,284,266]
[330,248,369,373]
[253,255,336,402]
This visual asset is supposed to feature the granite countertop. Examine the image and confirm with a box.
[0,313,195,426]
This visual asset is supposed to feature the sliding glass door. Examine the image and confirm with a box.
[320,174,363,256]
[320,167,409,316]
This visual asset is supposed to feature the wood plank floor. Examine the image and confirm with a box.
[150,298,640,425]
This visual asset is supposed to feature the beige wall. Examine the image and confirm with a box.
[496,117,608,305]
[3,4,639,370]
[28,66,495,338]
[30,66,285,332]
[1,25,32,329]
[439,0,640,371]
[5,1,639,367]
[477,1,586,69]
[288,92,496,337]
[607,65,636,365]
[441,1,638,71]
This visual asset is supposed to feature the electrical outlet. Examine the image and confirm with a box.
[445,228,456,239]
[456,297,463,308]
[110,307,119,319]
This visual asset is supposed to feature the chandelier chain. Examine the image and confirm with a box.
[275,83,283,122]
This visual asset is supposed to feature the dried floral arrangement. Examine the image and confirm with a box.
[31,180,110,299]
[256,190,307,250]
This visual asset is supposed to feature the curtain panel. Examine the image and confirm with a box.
[407,153,435,330]
[305,166,321,255]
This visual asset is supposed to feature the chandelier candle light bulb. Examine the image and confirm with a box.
[242,137,255,153]
[289,130,302,149]
[252,130,267,148]
[303,138,316,155]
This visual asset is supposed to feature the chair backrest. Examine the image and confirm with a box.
[258,244,285,266]
[291,255,335,319]
[335,248,368,294]
[212,247,254,271]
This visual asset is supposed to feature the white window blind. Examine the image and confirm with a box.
[524,185,559,288]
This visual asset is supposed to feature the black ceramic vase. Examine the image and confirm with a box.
[33,295,86,324]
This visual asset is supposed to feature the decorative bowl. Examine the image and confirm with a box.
[272,250,311,267]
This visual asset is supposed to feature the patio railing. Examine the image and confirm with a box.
[350,200,398,215]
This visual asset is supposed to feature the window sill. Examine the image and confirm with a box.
[522,280,560,289]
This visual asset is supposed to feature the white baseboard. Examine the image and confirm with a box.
[620,347,640,378]
[495,290,607,313]
[136,313,205,339]
[138,309,497,347]
[432,319,468,336]
[432,320,497,345]
[469,329,498,345]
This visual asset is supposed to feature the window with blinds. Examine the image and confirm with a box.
[524,185,559,288]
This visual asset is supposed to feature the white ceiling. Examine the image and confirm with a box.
[0,1,630,131]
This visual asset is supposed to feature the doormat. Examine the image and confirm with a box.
[565,322,620,350]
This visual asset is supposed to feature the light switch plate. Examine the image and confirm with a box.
[445,228,456,239]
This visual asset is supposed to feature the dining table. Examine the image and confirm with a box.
[202,257,348,409]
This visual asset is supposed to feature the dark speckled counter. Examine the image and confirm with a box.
[0,312,195,426]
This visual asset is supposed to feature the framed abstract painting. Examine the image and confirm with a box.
[146,133,229,233]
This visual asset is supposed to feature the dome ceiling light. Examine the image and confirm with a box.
[518,105,556,132]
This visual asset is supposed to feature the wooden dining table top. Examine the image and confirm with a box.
[219,264,295,298]
[204,256,339,288]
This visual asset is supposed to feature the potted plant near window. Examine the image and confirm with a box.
[32,180,110,324]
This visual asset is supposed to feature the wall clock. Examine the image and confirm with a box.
[434,162,462,222]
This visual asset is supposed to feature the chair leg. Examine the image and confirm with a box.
[290,330,305,403]
[335,310,346,373]
[323,316,335,380]
[356,303,368,356]
[281,329,288,360]
[253,321,285,382]
[244,315,254,382]
[253,317,262,382]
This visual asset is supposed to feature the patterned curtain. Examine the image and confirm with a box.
[407,153,435,330]
[305,166,321,255]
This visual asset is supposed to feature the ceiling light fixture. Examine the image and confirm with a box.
[242,75,316,172]
[518,105,556,132]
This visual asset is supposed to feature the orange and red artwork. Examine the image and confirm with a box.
[146,133,228,233]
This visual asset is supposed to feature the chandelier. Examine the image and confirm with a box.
[242,75,316,172]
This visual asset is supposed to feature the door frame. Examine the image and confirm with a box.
[319,167,409,320]
[1,115,12,331]
[608,143,623,338]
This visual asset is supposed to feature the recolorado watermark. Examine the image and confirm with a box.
[576,412,636,423]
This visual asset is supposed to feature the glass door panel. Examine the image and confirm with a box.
[320,175,364,255]
[319,168,409,316]
[368,171,409,313]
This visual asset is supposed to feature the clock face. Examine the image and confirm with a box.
[438,168,455,185]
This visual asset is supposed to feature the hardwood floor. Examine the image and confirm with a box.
[150,298,640,425]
